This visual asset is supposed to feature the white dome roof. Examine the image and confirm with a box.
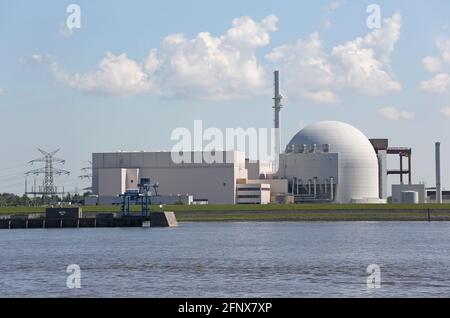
[287,121,379,203]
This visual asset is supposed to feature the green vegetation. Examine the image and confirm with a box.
[175,212,436,222]
[1,203,450,214]
[172,206,450,222]
[153,203,450,212]
[0,192,88,208]
[1,203,450,221]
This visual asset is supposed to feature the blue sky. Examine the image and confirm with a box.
[0,0,449,194]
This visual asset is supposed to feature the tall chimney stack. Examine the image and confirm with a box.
[435,142,442,204]
[273,70,283,161]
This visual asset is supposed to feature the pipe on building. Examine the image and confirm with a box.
[436,142,442,204]
[330,177,334,201]
[313,177,317,198]
[400,154,403,185]
[408,154,412,184]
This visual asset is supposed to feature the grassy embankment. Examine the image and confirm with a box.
[1,204,450,221]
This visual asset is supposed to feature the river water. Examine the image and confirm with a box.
[0,222,449,297]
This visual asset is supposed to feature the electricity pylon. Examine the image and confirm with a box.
[79,161,92,191]
[25,148,70,198]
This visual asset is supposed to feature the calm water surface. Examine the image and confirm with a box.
[1,222,450,297]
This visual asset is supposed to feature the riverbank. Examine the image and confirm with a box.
[1,204,450,222]
[174,209,450,221]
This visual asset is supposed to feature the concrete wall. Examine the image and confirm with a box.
[247,179,288,194]
[377,150,388,199]
[392,184,427,204]
[92,151,247,204]
[139,166,236,204]
[125,168,139,190]
[93,151,246,169]
[96,168,126,197]
[245,160,273,179]
[236,183,270,204]
[277,153,339,184]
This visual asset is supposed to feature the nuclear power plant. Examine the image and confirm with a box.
[90,71,443,205]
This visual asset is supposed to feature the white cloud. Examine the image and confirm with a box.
[48,13,403,102]
[51,52,154,96]
[322,18,332,30]
[440,106,450,117]
[325,1,343,12]
[378,107,414,121]
[30,54,45,63]
[52,15,278,99]
[322,1,344,30]
[266,13,402,103]
[420,73,450,93]
[0,88,3,96]
[20,53,52,66]
[303,90,338,104]
[423,56,442,73]
[265,32,335,99]
[423,38,450,72]
[150,15,277,100]
[421,38,450,93]
[59,24,73,38]
[437,38,450,65]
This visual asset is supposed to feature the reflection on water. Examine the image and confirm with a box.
[0,222,450,297]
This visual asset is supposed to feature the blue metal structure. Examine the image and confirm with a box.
[120,178,159,217]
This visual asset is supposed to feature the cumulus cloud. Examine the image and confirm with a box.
[48,13,403,102]
[52,15,278,99]
[322,18,332,30]
[440,106,450,117]
[378,107,414,121]
[325,1,343,12]
[421,38,450,93]
[265,32,335,101]
[59,23,73,38]
[150,15,277,100]
[303,90,338,104]
[20,53,52,65]
[423,56,442,73]
[420,73,450,93]
[266,13,402,103]
[51,52,154,96]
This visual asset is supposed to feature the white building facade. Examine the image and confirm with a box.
[92,151,247,204]
[91,121,384,205]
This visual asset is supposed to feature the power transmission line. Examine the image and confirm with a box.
[25,148,70,198]
[0,162,29,172]
[79,160,92,191]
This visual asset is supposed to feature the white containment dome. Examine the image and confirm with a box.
[287,121,380,203]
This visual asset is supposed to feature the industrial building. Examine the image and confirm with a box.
[89,71,444,205]
[279,121,381,203]
[92,151,248,204]
[90,121,397,204]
